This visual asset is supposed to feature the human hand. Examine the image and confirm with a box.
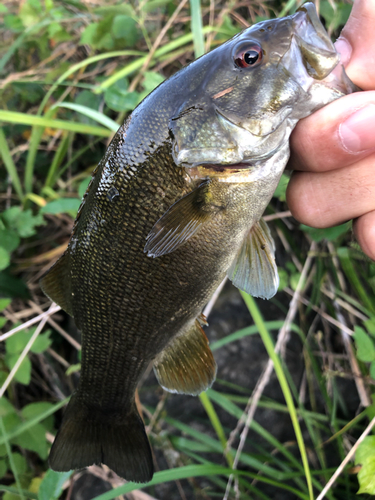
[286,0,375,260]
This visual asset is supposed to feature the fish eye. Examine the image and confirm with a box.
[233,42,263,68]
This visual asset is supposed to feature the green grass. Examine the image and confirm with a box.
[0,0,372,499]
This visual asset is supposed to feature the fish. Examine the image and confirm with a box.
[40,3,358,483]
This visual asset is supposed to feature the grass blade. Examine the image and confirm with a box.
[0,417,25,500]
[95,27,216,93]
[240,292,314,500]
[0,111,112,137]
[0,485,37,500]
[210,320,302,351]
[0,128,24,200]
[91,463,310,500]
[52,103,119,132]
[44,132,70,190]
[190,0,205,57]
[199,391,233,466]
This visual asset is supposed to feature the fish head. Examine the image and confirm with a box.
[171,2,358,173]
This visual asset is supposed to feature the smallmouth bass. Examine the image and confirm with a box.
[41,3,358,483]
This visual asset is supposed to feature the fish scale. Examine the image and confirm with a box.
[40,3,359,483]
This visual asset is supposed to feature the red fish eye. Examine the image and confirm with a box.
[233,43,263,68]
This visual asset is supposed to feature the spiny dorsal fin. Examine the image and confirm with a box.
[228,218,279,300]
[144,181,223,258]
[153,319,217,396]
[40,252,74,317]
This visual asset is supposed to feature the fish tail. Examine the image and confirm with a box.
[49,393,153,483]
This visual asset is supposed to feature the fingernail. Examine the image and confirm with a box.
[335,37,352,67]
[339,104,375,153]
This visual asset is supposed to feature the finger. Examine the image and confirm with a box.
[337,0,375,89]
[353,211,375,261]
[288,91,375,172]
[286,153,375,228]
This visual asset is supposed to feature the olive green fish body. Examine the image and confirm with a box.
[41,3,358,482]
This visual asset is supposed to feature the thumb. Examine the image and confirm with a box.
[335,0,375,90]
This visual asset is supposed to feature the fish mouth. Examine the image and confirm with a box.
[187,162,257,183]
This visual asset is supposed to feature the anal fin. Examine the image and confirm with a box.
[153,319,217,396]
[40,252,74,316]
[228,218,279,300]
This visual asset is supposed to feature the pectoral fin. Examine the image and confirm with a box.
[228,218,279,300]
[153,319,217,396]
[144,181,223,258]
[40,252,74,316]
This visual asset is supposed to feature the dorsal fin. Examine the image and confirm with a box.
[153,319,217,396]
[40,252,74,317]
[228,218,279,300]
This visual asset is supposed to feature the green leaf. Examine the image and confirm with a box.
[6,330,33,355]
[320,1,352,31]
[78,178,91,199]
[21,402,54,433]
[273,173,289,202]
[104,78,140,113]
[300,222,351,242]
[19,0,42,27]
[30,331,52,354]
[1,206,46,238]
[0,271,29,299]
[4,354,32,385]
[41,198,81,216]
[0,230,20,253]
[12,423,49,459]
[8,452,27,475]
[0,248,10,272]
[4,15,24,32]
[0,458,7,478]
[365,317,375,337]
[0,399,69,446]
[1,413,22,436]
[370,361,375,380]
[142,71,165,93]
[354,326,375,363]
[94,4,135,17]
[356,436,375,494]
[0,299,12,311]
[38,470,73,500]
[290,272,306,292]
[278,268,288,291]
[142,0,170,12]
[112,15,139,46]
[3,327,50,358]
[0,398,16,418]
[80,17,115,50]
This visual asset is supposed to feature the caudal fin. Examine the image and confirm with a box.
[49,394,153,483]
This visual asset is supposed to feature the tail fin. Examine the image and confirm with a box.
[49,394,153,483]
